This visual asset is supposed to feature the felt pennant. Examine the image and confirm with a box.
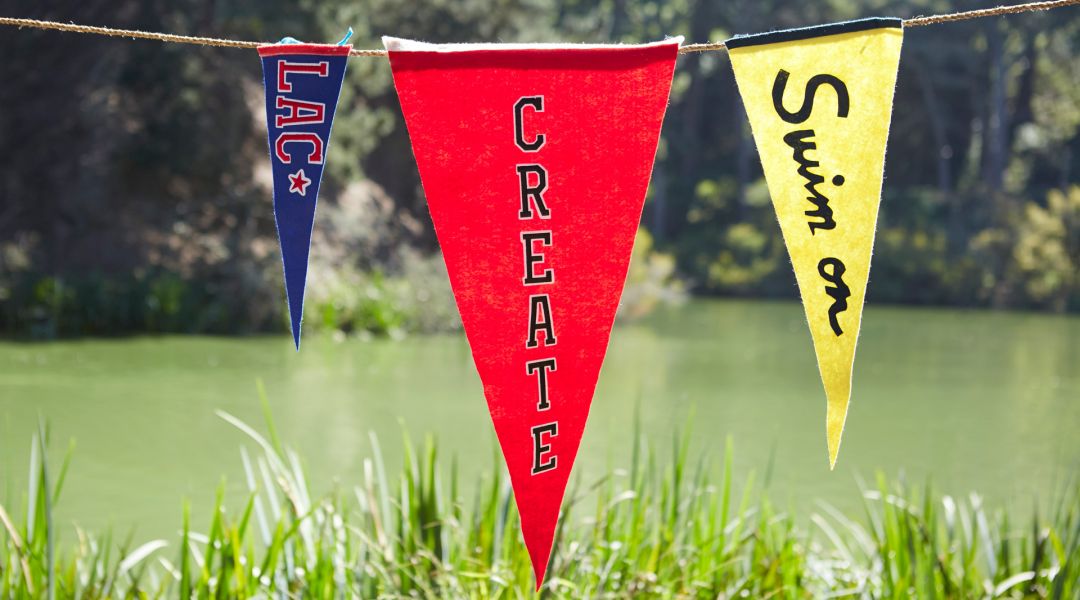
[384,36,680,585]
[258,42,350,349]
[727,18,903,468]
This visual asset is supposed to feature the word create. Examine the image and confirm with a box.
[773,69,851,336]
[272,61,330,196]
[515,95,560,476]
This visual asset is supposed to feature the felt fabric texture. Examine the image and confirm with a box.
[384,36,680,586]
[726,22,903,468]
[258,43,350,349]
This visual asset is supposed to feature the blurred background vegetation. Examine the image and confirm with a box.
[0,0,1077,339]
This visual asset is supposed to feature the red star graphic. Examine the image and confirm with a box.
[288,169,312,196]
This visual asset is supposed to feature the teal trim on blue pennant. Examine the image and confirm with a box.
[275,29,352,47]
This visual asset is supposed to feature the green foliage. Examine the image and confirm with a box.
[1,412,1077,598]
[304,252,461,338]
[0,269,284,339]
[1008,187,1080,311]
[618,229,685,320]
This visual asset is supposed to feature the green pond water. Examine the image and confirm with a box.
[1,299,1078,543]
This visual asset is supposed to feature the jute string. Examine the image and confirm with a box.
[1,0,1077,57]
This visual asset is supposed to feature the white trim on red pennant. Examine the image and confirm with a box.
[381,36,683,52]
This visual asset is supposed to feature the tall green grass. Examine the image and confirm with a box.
[1,409,1076,598]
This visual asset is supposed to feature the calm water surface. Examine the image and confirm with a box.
[1,299,1077,542]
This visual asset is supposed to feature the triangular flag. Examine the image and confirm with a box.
[727,19,903,468]
[384,37,680,585]
[258,43,350,349]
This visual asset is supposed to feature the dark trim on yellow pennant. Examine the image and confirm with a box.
[725,17,902,49]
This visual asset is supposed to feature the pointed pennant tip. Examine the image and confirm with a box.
[287,282,304,349]
[521,503,557,590]
[279,233,309,351]
[825,390,849,470]
[528,541,551,591]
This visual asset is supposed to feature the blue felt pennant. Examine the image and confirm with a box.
[258,42,350,349]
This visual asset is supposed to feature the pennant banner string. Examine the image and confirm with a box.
[1,0,1077,57]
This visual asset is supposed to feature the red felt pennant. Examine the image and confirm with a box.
[385,37,679,585]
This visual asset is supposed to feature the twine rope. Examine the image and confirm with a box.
[1,0,1077,57]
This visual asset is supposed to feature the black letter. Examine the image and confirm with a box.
[521,231,553,285]
[514,96,545,152]
[526,358,557,410]
[782,129,837,234]
[517,164,550,219]
[527,295,557,348]
[817,257,851,336]
[531,422,558,474]
[772,70,850,124]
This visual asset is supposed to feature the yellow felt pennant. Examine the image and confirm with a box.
[727,19,903,468]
